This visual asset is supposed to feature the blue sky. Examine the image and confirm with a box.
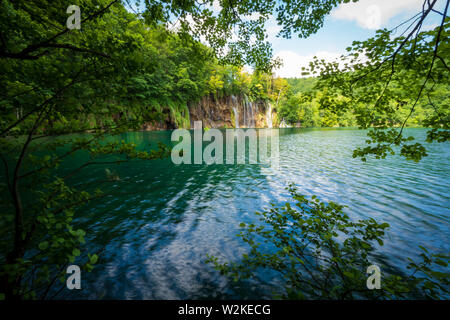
[127,0,445,78]
[270,0,445,77]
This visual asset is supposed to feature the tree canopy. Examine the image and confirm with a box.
[0,0,448,300]
[306,0,449,161]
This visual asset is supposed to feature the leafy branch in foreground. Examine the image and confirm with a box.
[206,184,450,299]
[306,0,449,162]
[0,134,170,299]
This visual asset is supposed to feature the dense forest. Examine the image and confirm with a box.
[1,1,447,134]
[279,76,449,128]
[0,3,276,132]
[0,0,448,301]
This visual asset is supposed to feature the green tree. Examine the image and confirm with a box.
[207,0,449,300]
[0,0,366,300]
[307,0,449,161]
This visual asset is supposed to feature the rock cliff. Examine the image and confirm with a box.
[142,94,277,130]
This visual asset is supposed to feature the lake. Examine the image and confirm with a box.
[60,128,449,299]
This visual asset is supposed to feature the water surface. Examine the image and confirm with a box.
[60,128,449,299]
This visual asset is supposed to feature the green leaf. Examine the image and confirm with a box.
[418,246,429,253]
[435,259,448,267]
[38,241,49,251]
[90,254,98,264]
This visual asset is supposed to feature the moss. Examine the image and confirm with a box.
[230,108,236,128]
[167,101,190,129]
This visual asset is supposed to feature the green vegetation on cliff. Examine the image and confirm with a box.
[0,0,448,300]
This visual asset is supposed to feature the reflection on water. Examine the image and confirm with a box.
[60,128,449,299]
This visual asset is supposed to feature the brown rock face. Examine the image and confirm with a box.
[141,94,275,130]
[189,95,234,129]
[189,94,273,129]
[141,109,177,131]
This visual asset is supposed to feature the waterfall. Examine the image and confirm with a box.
[266,102,273,128]
[243,95,255,128]
[231,95,256,128]
[279,119,290,128]
[233,107,239,128]
[243,99,247,127]
[245,96,247,127]
[249,101,255,127]
[231,95,239,128]
[246,101,250,127]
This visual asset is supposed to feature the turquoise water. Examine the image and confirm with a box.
[60,128,449,299]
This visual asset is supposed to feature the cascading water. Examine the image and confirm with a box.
[242,95,255,128]
[231,95,239,128]
[249,101,255,127]
[243,100,247,127]
[233,107,239,128]
[266,102,273,128]
[242,96,247,127]
[231,95,257,128]
[279,119,290,128]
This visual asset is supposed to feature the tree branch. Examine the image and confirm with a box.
[0,0,119,60]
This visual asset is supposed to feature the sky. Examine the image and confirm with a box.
[127,0,446,78]
[270,0,445,77]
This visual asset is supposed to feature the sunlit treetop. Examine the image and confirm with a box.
[135,0,358,70]
[305,0,449,161]
[0,0,358,72]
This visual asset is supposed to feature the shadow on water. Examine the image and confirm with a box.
[45,128,449,299]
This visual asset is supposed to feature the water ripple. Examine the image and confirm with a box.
[63,128,449,299]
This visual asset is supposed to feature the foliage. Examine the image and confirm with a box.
[0,132,170,299]
[1,0,448,300]
[207,184,450,299]
[305,1,449,161]
[0,0,355,300]
[278,84,357,127]
[135,0,356,71]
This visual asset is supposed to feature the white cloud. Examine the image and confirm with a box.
[266,22,282,43]
[421,23,439,31]
[211,0,222,13]
[243,12,263,21]
[273,50,343,78]
[331,0,423,29]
